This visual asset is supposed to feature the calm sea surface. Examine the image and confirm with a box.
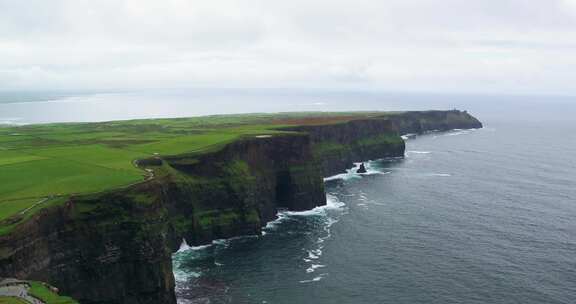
[1,90,575,304]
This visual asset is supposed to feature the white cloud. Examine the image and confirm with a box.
[0,0,575,94]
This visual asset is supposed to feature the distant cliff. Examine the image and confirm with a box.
[385,110,483,134]
[285,118,403,176]
[0,110,481,304]
[286,110,482,176]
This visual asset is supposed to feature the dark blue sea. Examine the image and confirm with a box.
[1,89,575,304]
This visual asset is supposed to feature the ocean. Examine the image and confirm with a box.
[1,89,574,304]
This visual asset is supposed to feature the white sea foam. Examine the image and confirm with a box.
[323,163,364,181]
[323,171,361,182]
[177,239,191,252]
[401,133,417,140]
[177,235,260,254]
[445,131,468,136]
[263,212,290,230]
[191,244,213,250]
[212,238,228,245]
[173,269,202,282]
[306,264,326,273]
[299,274,328,283]
[307,250,320,259]
[443,128,479,137]
[431,173,452,177]
[280,194,345,279]
[360,170,392,177]
[267,194,345,223]
[173,245,203,282]
[177,239,214,253]
[325,217,338,228]
[407,151,432,154]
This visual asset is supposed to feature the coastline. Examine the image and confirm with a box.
[0,110,481,303]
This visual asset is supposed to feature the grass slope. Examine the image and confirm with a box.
[28,281,78,304]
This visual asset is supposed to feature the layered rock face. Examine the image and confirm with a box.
[0,110,481,303]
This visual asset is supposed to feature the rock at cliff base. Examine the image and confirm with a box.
[356,163,367,174]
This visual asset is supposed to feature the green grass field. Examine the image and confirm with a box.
[0,112,384,225]
[28,281,78,304]
[0,296,28,304]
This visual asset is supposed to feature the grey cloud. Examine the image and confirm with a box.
[0,0,67,38]
[0,0,575,94]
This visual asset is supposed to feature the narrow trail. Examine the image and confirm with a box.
[0,282,45,304]
[19,198,50,215]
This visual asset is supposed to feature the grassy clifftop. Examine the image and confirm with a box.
[0,110,481,235]
[0,112,384,232]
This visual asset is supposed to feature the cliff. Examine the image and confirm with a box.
[284,118,404,176]
[285,110,482,176]
[0,110,481,303]
[385,110,483,134]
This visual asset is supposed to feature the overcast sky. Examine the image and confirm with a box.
[1,0,576,94]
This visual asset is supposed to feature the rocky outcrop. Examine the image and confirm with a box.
[0,110,481,304]
[357,163,367,174]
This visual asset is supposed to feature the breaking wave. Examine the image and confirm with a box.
[407,150,432,154]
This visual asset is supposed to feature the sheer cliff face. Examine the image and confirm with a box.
[0,181,177,304]
[0,111,481,304]
[286,119,404,176]
[387,110,483,134]
[283,110,482,177]
[160,133,327,247]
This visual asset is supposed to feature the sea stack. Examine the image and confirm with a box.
[357,163,367,174]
